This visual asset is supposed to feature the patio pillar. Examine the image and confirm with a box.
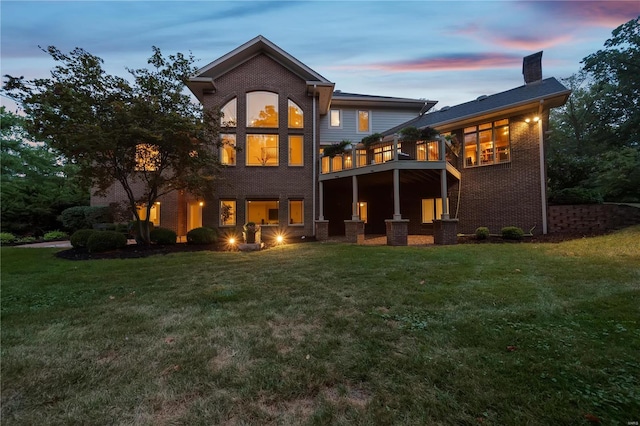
[393,133,399,161]
[351,175,359,220]
[318,181,325,221]
[393,168,402,220]
[439,136,449,219]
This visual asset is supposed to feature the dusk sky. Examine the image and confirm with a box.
[2,1,639,112]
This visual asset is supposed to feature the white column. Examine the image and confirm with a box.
[319,181,325,221]
[393,168,402,220]
[351,175,359,220]
[393,133,399,161]
[440,137,449,219]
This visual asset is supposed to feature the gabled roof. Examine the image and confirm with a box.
[383,77,571,135]
[186,35,335,112]
[331,91,437,113]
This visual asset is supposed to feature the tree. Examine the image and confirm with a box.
[0,107,88,234]
[548,18,640,203]
[582,17,640,147]
[3,46,221,244]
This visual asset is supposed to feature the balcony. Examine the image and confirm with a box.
[319,138,460,181]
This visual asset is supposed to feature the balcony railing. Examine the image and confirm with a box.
[320,139,459,174]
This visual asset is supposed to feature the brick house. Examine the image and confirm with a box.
[92,36,570,245]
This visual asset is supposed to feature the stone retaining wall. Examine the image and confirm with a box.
[548,204,640,234]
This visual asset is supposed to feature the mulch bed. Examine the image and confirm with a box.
[54,231,608,261]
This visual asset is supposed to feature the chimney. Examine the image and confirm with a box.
[523,51,543,84]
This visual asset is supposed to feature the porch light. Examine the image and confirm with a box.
[525,116,540,124]
[199,201,204,207]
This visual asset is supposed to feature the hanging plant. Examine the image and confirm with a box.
[322,140,351,158]
[361,133,383,147]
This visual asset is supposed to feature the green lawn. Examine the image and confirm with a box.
[2,227,639,425]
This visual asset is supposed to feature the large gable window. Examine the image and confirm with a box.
[221,98,237,127]
[247,91,278,128]
[288,99,303,128]
[247,134,279,166]
[464,119,510,167]
[220,134,236,166]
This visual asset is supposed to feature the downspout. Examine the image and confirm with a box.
[538,100,548,234]
[312,84,317,236]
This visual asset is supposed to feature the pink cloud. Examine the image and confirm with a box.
[529,1,640,28]
[329,53,523,72]
[488,34,574,51]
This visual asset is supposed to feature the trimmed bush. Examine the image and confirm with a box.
[61,206,91,231]
[501,226,524,241]
[186,227,218,245]
[44,230,69,241]
[70,229,98,249]
[0,232,16,245]
[475,227,490,240]
[150,227,177,245]
[85,206,113,226]
[86,230,127,253]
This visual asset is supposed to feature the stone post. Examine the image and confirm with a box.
[315,220,329,241]
[385,219,409,246]
[344,220,365,244]
[433,219,459,245]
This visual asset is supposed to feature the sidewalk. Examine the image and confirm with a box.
[14,240,72,248]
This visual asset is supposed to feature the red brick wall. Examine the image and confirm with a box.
[456,113,547,235]
[548,204,640,233]
[201,53,316,239]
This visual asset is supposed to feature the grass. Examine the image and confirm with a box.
[1,226,639,425]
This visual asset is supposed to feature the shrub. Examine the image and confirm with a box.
[501,226,524,241]
[475,227,490,240]
[548,187,603,205]
[150,227,177,245]
[61,206,91,231]
[85,206,114,226]
[70,229,97,249]
[44,230,69,241]
[186,227,218,245]
[17,236,37,244]
[0,232,16,245]
[86,230,127,253]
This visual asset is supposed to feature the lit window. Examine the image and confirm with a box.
[247,200,279,226]
[221,98,237,127]
[358,202,368,223]
[357,110,370,133]
[417,141,440,161]
[247,91,278,128]
[321,152,330,173]
[187,201,203,231]
[137,203,160,226]
[289,200,303,225]
[356,149,367,167]
[220,200,236,226]
[330,109,341,127]
[289,135,303,166]
[464,119,510,167]
[247,135,279,166]
[374,143,401,163]
[220,134,236,166]
[135,144,159,171]
[288,99,303,128]
[421,198,448,223]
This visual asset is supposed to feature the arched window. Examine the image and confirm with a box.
[221,98,237,127]
[247,91,278,128]
[288,99,303,128]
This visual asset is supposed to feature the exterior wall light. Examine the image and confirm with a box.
[199,201,204,207]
